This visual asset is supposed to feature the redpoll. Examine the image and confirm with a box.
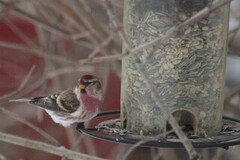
[10,75,103,127]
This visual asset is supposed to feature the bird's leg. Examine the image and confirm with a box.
[76,122,85,130]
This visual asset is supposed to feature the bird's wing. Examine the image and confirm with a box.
[28,94,62,112]
[10,96,62,112]
[10,89,80,113]
[56,89,80,113]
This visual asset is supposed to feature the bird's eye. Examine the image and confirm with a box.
[87,81,94,86]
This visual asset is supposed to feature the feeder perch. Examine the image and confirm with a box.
[77,111,240,149]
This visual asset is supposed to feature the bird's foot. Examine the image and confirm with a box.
[76,122,85,130]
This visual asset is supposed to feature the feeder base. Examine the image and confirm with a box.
[76,111,240,149]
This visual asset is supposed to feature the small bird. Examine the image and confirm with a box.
[10,75,103,127]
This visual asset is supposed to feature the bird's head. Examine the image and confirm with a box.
[77,75,103,101]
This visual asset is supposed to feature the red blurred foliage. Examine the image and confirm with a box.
[0,18,44,95]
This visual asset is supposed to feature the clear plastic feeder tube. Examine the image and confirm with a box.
[121,0,229,136]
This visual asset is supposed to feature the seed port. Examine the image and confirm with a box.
[167,110,196,136]
[76,110,240,149]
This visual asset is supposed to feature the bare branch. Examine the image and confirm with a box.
[78,33,115,65]
[72,135,84,151]
[212,148,223,160]
[0,0,231,65]
[103,0,130,50]
[126,0,232,57]
[74,0,232,65]
[0,107,60,146]
[3,18,38,48]
[224,87,240,105]
[0,132,105,160]
[0,0,71,36]
[0,153,6,160]
[67,0,107,41]
[0,65,35,101]
[0,41,75,65]
[46,66,94,79]
[0,0,93,49]
[122,129,177,160]
[135,64,200,160]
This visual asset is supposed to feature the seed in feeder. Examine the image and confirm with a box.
[184,28,191,35]
[134,81,141,87]
[202,26,209,31]
[166,55,173,60]
[167,62,174,69]
[163,64,169,70]
[140,130,143,136]
[159,67,164,74]
[178,12,187,21]
[181,48,189,54]
[195,45,203,49]
[200,19,208,24]
[193,24,199,29]
[192,11,198,16]
[172,59,181,65]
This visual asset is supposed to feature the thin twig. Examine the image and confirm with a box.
[0,41,75,65]
[0,107,60,146]
[33,1,91,42]
[68,0,105,41]
[0,0,94,50]
[65,127,79,151]
[0,132,105,160]
[72,134,84,151]
[103,0,130,50]
[0,0,71,36]
[1,66,89,105]
[71,31,92,40]
[211,148,223,160]
[3,18,38,48]
[136,64,200,160]
[0,65,35,101]
[46,65,93,79]
[0,153,6,160]
[0,0,231,66]
[122,129,177,160]
[71,0,121,49]
[74,0,232,65]
[41,0,121,75]
[83,136,98,156]
[78,33,115,64]
[39,0,86,33]
[151,149,163,160]
[128,0,232,57]
[225,87,240,104]
[42,0,109,58]
[0,77,45,106]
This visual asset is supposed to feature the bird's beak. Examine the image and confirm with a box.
[79,84,85,89]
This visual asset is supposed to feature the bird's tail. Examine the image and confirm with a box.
[9,98,34,102]
[9,96,62,112]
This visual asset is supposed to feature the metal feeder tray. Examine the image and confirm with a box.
[76,110,240,149]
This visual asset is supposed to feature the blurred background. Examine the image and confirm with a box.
[0,0,239,160]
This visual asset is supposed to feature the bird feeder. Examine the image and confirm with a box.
[121,0,230,136]
[77,0,240,151]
